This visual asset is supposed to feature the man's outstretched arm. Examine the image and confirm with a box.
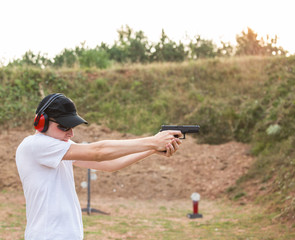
[63,130,182,162]
[73,138,181,172]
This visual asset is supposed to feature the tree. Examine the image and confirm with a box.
[188,35,217,59]
[108,25,151,63]
[236,27,262,55]
[235,27,287,56]
[53,49,77,68]
[128,30,150,63]
[78,48,110,69]
[151,29,186,62]
[259,35,288,56]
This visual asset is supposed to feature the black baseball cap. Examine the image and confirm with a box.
[36,93,88,128]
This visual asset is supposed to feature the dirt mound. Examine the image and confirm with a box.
[0,124,254,200]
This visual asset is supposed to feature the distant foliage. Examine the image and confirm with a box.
[8,51,52,68]
[52,43,110,69]
[53,49,77,68]
[6,26,289,68]
[236,27,288,56]
[188,35,217,59]
[150,29,186,62]
[78,48,110,69]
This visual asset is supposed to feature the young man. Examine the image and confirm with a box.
[16,93,182,240]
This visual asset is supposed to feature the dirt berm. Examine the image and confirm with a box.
[0,124,254,200]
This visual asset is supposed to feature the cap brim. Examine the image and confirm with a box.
[55,114,88,128]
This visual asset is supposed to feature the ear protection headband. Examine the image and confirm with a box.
[34,93,63,132]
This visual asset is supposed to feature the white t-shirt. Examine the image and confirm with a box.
[16,133,83,240]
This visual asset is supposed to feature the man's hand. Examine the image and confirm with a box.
[153,130,182,152]
[156,138,182,157]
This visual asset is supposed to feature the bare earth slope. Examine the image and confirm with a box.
[0,124,254,200]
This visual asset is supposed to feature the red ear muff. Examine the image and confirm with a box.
[34,113,49,132]
[34,93,64,132]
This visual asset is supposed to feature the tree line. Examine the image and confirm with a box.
[7,26,289,69]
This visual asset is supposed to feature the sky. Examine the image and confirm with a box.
[0,0,294,64]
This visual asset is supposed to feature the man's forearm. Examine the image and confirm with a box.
[74,150,155,172]
[90,137,156,161]
[65,137,156,161]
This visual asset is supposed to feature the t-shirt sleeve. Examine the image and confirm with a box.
[32,135,72,168]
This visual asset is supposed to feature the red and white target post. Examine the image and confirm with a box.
[187,192,203,219]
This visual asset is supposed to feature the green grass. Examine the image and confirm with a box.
[80,196,295,240]
[0,191,26,240]
[1,191,294,240]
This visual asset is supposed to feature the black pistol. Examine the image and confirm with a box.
[160,125,200,139]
